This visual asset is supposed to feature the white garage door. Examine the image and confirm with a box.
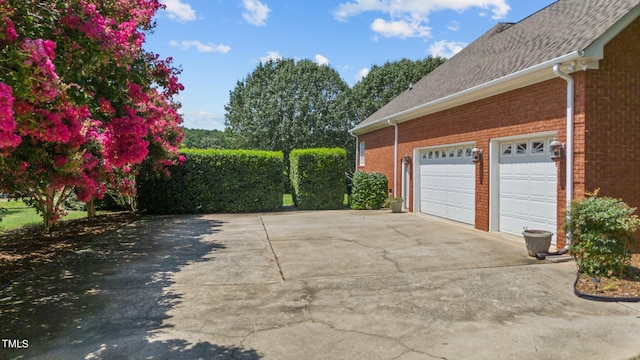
[420,145,475,224]
[499,138,557,237]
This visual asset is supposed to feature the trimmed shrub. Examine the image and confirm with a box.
[350,171,388,210]
[289,148,347,210]
[137,149,284,214]
[564,191,640,277]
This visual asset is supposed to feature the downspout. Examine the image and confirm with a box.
[350,132,358,173]
[553,64,574,250]
[388,119,398,197]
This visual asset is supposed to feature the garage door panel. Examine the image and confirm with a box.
[420,148,475,225]
[499,138,557,238]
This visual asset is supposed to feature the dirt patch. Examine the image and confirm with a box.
[0,212,140,286]
[574,254,640,298]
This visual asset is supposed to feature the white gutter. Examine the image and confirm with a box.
[553,64,574,250]
[388,119,398,197]
[349,132,358,172]
[352,51,586,135]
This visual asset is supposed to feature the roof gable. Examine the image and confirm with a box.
[353,0,640,134]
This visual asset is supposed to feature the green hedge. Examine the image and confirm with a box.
[350,171,388,210]
[289,148,347,210]
[137,149,284,214]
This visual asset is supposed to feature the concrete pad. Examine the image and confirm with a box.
[1,210,640,360]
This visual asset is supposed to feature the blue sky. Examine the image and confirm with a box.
[144,0,557,130]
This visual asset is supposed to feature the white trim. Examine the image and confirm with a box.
[583,4,640,59]
[353,134,359,172]
[389,120,399,197]
[488,131,557,143]
[553,64,575,250]
[412,148,421,213]
[489,140,500,232]
[416,141,476,151]
[352,52,588,135]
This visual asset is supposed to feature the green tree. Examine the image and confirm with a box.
[350,56,446,124]
[224,59,352,157]
[182,128,232,149]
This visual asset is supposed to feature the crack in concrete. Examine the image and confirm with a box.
[392,349,449,360]
[259,214,285,282]
[383,250,403,273]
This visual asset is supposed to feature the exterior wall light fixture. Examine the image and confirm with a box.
[403,154,411,164]
[471,147,482,163]
[550,137,564,160]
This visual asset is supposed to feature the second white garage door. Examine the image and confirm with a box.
[420,145,475,224]
[499,138,557,237]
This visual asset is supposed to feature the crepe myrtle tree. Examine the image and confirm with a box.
[0,0,184,232]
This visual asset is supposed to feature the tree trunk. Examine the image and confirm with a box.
[87,199,96,219]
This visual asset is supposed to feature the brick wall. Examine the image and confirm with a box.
[356,17,639,250]
[358,78,573,242]
[584,17,640,248]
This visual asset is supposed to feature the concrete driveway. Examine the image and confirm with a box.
[1,210,640,359]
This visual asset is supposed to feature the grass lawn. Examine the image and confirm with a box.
[2,194,349,231]
[0,199,89,231]
[283,193,294,206]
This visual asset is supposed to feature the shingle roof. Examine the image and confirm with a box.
[353,0,640,133]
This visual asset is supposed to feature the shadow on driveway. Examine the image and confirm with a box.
[0,215,260,359]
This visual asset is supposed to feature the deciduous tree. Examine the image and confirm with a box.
[0,0,184,231]
[350,56,446,124]
[225,59,352,157]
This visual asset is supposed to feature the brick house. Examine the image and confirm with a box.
[350,0,640,249]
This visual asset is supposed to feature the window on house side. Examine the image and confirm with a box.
[359,141,365,166]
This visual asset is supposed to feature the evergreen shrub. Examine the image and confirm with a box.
[289,148,347,210]
[137,149,284,214]
[350,171,388,210]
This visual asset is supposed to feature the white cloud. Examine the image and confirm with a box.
[447,20,460,32]
[428,39,467,58]
[314,54,330,66]
[160,0,197,22]
[355,68,370,83]
[334,0,510,20]
[259,51,283,63]
[181,111,226,130]
[170,40,231,53]
[371,18,431,38]
[242,0,271,26]
[333,0,510,38]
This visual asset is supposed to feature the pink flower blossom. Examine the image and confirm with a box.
[1,17,17,43]
[0,83,21,152]
[98,98,116,116]
[21,38,60,102]
[53,156,68,168]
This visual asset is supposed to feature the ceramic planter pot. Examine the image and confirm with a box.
[522,229,553,257]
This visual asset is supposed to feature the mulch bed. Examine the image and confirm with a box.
[0,212,140,287]
[573,254,640,299]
